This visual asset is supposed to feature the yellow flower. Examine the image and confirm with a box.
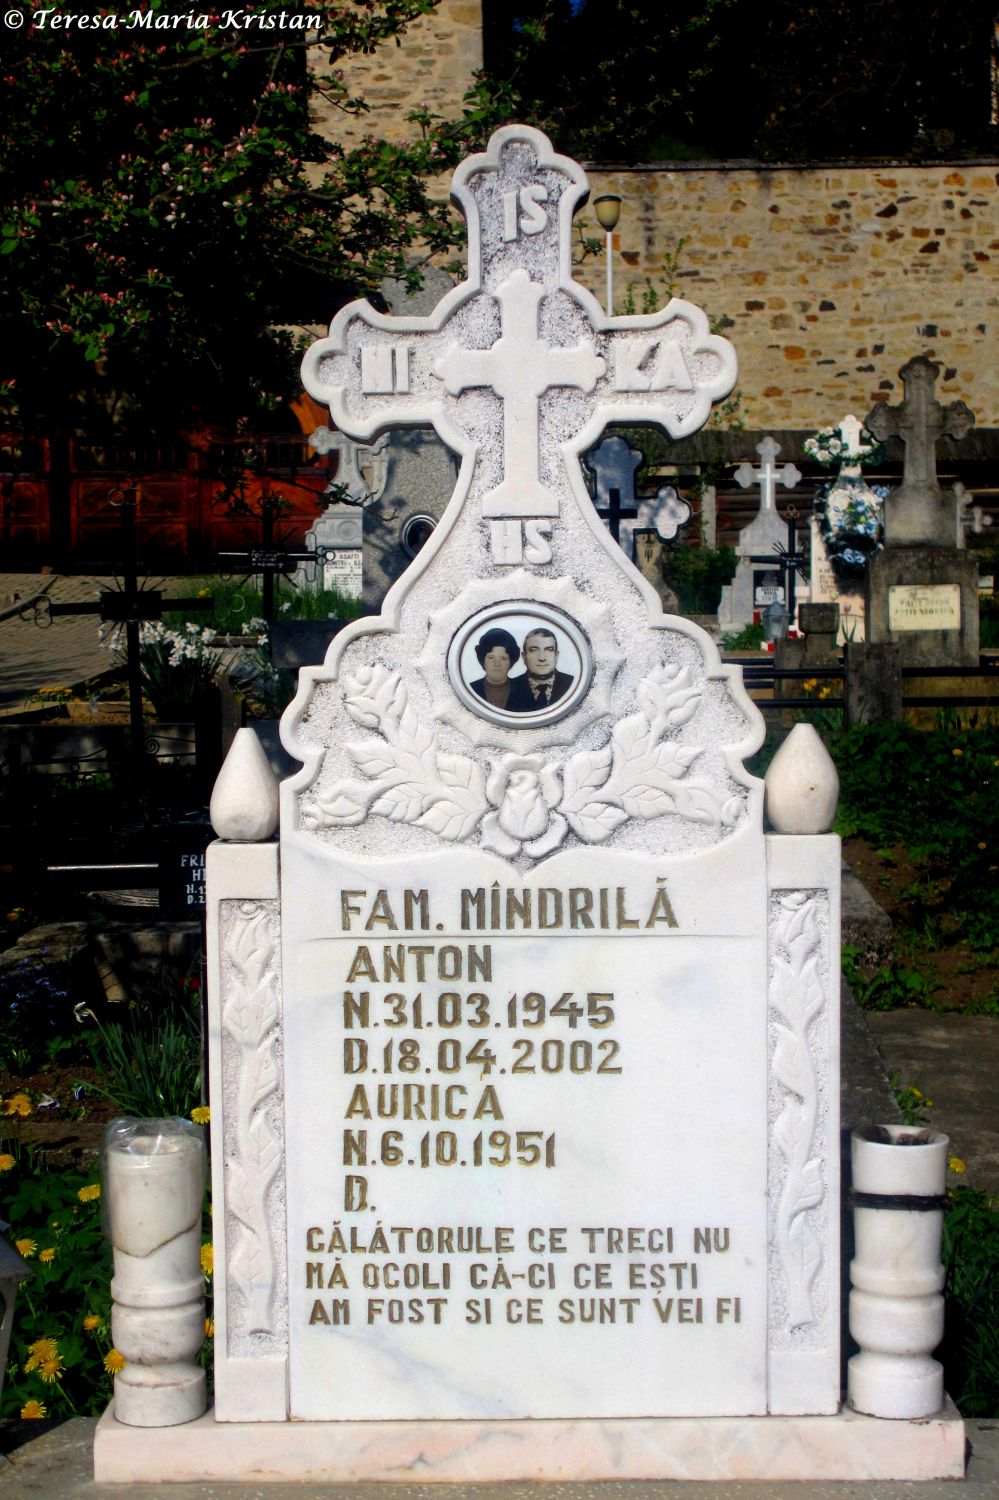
[802,678,817,692]
[952,748,963,757]
[38,1248,55,1264]
[5,1094,32,1118]
[27,1337,59,1360]
[204,1316,215,1337]
[978,842,987,850]
[77,1183,101,1202]
[911,1088,923,1099]
[0,1153,15,1172]
[104,1349,126,1375]
[38,1357,63,1384]
[15,1238,36,1259]
[949,1156,967,1174]
[83,1314,101,1332]
[198,587,210,597]
[200,1243,214,1277]
[20,1400,46,1420]
[190,1105,211,1125]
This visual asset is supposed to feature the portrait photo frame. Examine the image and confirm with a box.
[447,601,594,729]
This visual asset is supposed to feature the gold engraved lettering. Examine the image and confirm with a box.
[646,879,679,928]
[569,888,595,928]
[346,947,376,981]
[616,888,639,928]
[365,890,397,930]
[539,888,563,928]
[461,888,486,929]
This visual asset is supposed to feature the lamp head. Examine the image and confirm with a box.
[593,194,622,232]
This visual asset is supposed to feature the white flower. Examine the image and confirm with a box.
[479,754,567,859]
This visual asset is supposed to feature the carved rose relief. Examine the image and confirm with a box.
[304,661,744,854]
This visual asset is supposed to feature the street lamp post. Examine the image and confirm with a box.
[593,194,622,316]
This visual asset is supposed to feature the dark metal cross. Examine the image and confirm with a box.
[216,494,321,622]
[594,486,639,544]
[38,486,213,773]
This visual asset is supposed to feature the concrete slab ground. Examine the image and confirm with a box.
[0,574,120,710]
[1,1415,997,1499]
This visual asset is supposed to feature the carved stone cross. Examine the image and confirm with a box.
[733,436,801,513]
[302,124,736,567]
[835,414,867,462]
[865,355,975,547]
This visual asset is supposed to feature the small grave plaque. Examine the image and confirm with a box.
[159,849,206,911]
[888,583,962,632]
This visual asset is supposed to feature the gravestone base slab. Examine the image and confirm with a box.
[94,1400,966,1484]
[865,547,979,667]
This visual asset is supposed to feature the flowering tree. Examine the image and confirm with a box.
[0,0,483,439]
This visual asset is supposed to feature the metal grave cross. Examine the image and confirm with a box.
[865,355,975,545]
[734,436,802,514]
[217,495,322,622]
[37,486,213,771]
[748,511,808,618]
[302,124,736,568]
[584,431,692,555]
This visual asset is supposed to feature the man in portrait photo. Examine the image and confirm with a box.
[507,627,574,712]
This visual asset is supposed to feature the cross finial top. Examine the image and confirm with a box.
[865,355,975,546]
[835,414,868,460]
[734,436,801,512]
[301,124,737,567]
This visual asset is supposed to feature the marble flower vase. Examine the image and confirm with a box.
[104,1118,208,1428]
[848,1125,949,1420]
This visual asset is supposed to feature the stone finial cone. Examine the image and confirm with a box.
[765,723,839,834]
[210,728,280,842]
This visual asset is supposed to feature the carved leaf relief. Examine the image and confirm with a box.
[222,901,283,1339]
[306,661,742,857]
[770,892,827,1332]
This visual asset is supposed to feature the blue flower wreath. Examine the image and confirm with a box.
[813,476,888,586]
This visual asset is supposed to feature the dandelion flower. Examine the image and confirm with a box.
[38,1247,55,1264]
[950,1157,967,1174]
[0,1153,15,1171]
[978,842,987,850]
[20,1400,46,1419]
[200,1243,214,1277]
[38,1357,63,1384]
[5,1094,32,1117]
[77,1183,101,1202]
[205,1316,215,1337]
[952,748,964,757]
[104,1348,126,1375]
[191,1105,210,1125]
[27,1337,59,1361]
[15,1239,36,1259]
[83,1314,101,1332]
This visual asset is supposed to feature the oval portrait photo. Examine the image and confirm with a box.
[447,603,592,727]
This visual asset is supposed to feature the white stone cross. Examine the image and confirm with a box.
[835,414,868,461]
[734,436,801,513]
[301,124,737,564]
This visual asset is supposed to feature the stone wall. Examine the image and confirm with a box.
[311,0,482,150]
[306,0,997,433]
[578,162,999,430]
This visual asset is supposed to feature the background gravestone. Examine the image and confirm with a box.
[865,356,978,667]
[718,438,802,629]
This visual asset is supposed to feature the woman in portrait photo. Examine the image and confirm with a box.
[468,626,521,710]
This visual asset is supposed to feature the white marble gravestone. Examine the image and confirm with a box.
[718,438,802,629]
[95,125,964,1484]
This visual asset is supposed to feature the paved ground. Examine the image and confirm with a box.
[2,1415,998,1498]
[0,574,120,710]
